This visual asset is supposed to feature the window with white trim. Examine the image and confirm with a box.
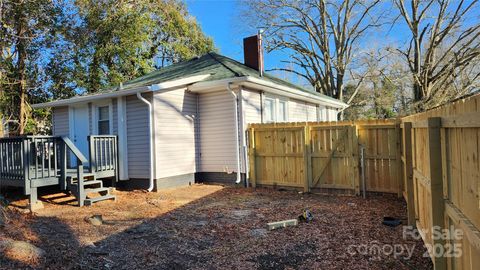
[263,96,289,123]
[97,106,110,135]
[278,100,287,122]
[264,98,275,122]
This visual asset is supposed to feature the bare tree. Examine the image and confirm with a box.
[243,0,381,104]
[394,0,480,111]
[344,48,412,119]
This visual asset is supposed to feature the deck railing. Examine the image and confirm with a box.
[88,135,118,179]
[0,137,28,183]
[0,136,89,191]
[29,136,61,181]
[0,136,61,184]
[0,135,117,207]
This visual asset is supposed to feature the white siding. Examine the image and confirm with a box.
[52,106,69,136]
[242,89,262,124]
[307,103,317,121]
[198,90,237,173]
[153,89,198,178]
[126,94,151,179]
[289,99,317,122]
[327,107,338,121]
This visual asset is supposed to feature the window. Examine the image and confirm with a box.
[263,96,289,123]
[264,98,275,122]
[278,100,287,122]
[97,106,110,135]
[317,105,327,121]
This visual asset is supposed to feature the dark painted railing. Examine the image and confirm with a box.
[0,136,88,190]
[88,135,118,179]
[0,137,28,183]
[0,135,117,207]
[29,136,60,180]
[0,136,61,184]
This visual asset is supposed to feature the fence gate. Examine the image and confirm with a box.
[248,120,402,194]
[357,122,402,194]
[309,124,358,193]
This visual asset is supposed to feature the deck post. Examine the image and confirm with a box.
[22,139,31,195]
[60,140,67,190]
[88,136,96,173]
[77,161,84,207]
[27,187,43,211]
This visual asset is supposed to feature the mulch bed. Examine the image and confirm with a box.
[0,185,433,269]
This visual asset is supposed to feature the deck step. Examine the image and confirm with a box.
[66,173,96,180]
[85,187,110,194]
[84,194,116,206]
[70,180,103,187]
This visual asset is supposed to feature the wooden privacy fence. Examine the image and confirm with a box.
[248,119,402,195]
[401,94,480,270]
[249,95,480,269]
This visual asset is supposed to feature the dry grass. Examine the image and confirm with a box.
[0,184,432,269]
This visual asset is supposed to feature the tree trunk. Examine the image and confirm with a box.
[15,1,27,135]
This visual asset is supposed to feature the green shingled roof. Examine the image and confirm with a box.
[102,52,342,104]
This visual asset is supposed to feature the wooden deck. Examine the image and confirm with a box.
[0,135,118,209]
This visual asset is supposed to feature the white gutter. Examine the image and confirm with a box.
[136,92,154,192]
[226,83,242,184]
[242,76,348,108]
[188,76,348,109]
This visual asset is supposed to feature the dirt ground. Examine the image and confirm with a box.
[1,184,432,269]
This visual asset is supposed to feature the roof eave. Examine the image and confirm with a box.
[188,76,348,109]
[243,76,348,109]
[32,74,212,109]
[31,86,150,109]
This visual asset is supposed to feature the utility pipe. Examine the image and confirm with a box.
[226,83,242,184]
[136,92,155,192]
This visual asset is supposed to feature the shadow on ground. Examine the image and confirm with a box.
[1,185,433,269]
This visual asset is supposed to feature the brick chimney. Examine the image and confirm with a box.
[243,34,264,76]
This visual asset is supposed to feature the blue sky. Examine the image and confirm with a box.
[185,0,480,89]
[185,0,291,79]
[184,0,404,87]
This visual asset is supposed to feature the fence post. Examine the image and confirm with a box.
[402,122,415,227]
[248,128,256,188]
[395,122,403,198]
[304,125,312,192]
[427,117,446,270]
[351,125,360,195]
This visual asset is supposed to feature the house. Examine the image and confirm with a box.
[31,35,348,192]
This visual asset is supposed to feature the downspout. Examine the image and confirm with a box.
[136,92,154,192]
[239,88,249,187]
[227,83,242,184]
